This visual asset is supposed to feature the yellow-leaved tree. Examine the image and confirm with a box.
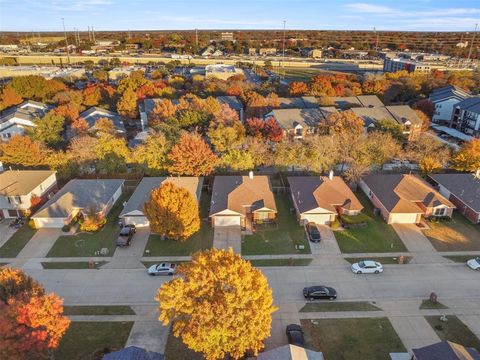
[143,182,200,240]
[156,249,277,360]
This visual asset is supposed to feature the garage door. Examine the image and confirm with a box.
[214,216,241,227]
[33,218,66,228]
[303,213,333,225]
[123,216,150,227]
[389,213,419,224]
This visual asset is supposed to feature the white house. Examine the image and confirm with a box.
[429,86,471,125]
[0,100,49,141]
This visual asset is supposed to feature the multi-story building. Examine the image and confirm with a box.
[383,58,431,73]
[220,32,234,41]
[450,97,480,137]
[0,100,49,141]
[429,85,471,125]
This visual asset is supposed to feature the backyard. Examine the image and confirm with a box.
[425,316,480,350]
[143,192,213,256]
[0,224,36,258]
[46,193,130,258]
[423,213,480,251]
[334,192,407,253]
[301,317,406,360]
[241,194,311,255]
[54,321,134,360]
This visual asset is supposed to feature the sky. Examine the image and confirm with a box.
[0,0,479,32]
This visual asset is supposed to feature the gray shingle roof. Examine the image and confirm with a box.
[79,107,126,132]
[331,96,362,109]
[385,105,423,126]
[119,177,203,217]
[103,346,164,360]
[216,96,243,111]
[350,107,396,127]
[455,96,480,113]
[0,170,56,196]
[268,108,326,130]
[256,344,324,360]
[357,95,384,108]
[429,173,480,212]
[412,341,480,360]
[429,85,471,103]
[32,179,124,218]
[0,100,49,125]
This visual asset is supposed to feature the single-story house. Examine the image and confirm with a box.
[0,170,57,219]
[288,174,363,225]
[119,177,203,227]
[216,96,244,122]
[265,107,336,139]
[73,107,126,137]
[32,179,124,228]
[429,173,480,224]
[350,106,397,128]
[254,344,324,360]
[209,175,277,228]
[331,95,384,110]
[359,174,455,224]
[412,340,480,360]
[0,100,50,141]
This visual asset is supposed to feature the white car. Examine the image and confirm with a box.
[467,258,480,271]
[351,260,383,274]
[147,263,176,276]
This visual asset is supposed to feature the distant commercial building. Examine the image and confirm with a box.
[450,97,480,137]
[221,32,234,41]
[248,48,257,56]
[301,48,322,58]
[383,58,431,73]
[205,64,244,80]
[259,48,277,56]
[125,43,140,51]
[429,85,471,125]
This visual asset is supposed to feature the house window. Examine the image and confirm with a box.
[434,208,446,216]
[295,128,302,136]
[7,196,22,205]
[256,212,268,220]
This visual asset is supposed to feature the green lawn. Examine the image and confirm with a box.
[301,317,406,360]
[300,301,381,312]
[144,192,213,256]
[0,224,36,258]
[54,321,134,360]
[343,256,411,265]
[273,67,327,82]
[424,213,480,251]
[425,316,480,351]
[46,193,130,258]
[242,195,311,255]
[419,300,448,310]
[444,255,478,263]
[63,305,135,316]
[41,261,108,269]
[334,192,407,253]
[164,327,203,360]
[249,258,312,267]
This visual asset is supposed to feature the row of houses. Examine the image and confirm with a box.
[2,169,479,229]
[429,85,480,139]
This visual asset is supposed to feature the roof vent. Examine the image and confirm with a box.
[329,170,334,180]
[249,171,254,180]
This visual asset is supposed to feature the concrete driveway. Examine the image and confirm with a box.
[17,228,63,259]
[392,224,436,253]
[213,226,241,253]
[0,219,17,248]
[103,227,149,269]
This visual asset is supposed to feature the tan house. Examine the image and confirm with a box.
[288,174,363,225]
[359,174,455,224]
[209,175,277,228]
[259,48,277,56]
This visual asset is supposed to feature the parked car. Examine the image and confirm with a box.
[303,286,337,300]
[351,260,383,274]
[305,222,321,243]
[286,324,304,346]
[147,263,176,276]
[467,258,480,271]
[115,225,136,247]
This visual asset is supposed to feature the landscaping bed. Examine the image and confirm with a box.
[419,299,449,310]
[54,321,134,360]
[425,315,480,350]
[249,258,312,267]
[300,301,381,312]
[301,317,406,360]
[334,192,407,253]
[0,224,36,258]
[241,195,311,255]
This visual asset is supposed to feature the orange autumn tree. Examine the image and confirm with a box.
[168,132,219,176]
[0,135,50,167]
[156,249,277,360]
[452,139,480,173]
[143,182,200,240]
[0,268,70,360]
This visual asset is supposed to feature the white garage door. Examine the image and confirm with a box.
[389,213,419,224]
[214,216,241,227]
[303,213,333,225]
[123,216,150,227]
[33,218,66,228]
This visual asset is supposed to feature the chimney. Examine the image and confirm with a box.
[329,170,334,180]
[249,171,254,180]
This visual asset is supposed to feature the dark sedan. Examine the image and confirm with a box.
[306,222,321,243]
[115,225,136,247]
[303,286,337,300]
[286,324,304,346]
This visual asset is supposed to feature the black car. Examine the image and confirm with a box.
[115,225,136,247]
[286,324,304,346]
[303,286,337,300]
[306,222,321,242]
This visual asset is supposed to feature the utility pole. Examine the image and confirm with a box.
[195,28,198,49]
[61,18,71,65]
[281,20,286,75]
[374,27,379,51]
[92,26,96,43]
[467,23,478,62]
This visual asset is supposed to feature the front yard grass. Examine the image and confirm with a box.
[300,301,381,312]
[334,191,407,253]
[0,224,36,258]
[425,315,480,350]
[241,194,311,255]
[343,256,411,265]
[63,305,135,316]
[249,258,312,267]
[46,193,130,258]
[41,261,108,269]
[54,321,134,360]
[419,300,448,310]
[144,192,213,256]
[301,317,406,360]
[423,213,480,251]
